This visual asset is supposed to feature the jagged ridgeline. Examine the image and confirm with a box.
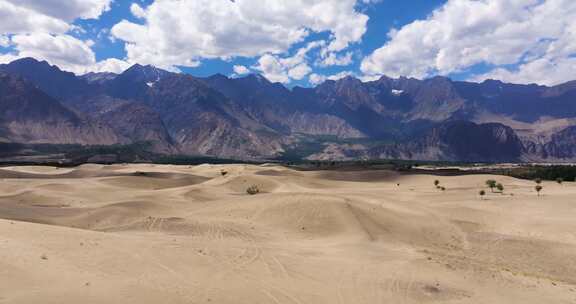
[2,57,576,162]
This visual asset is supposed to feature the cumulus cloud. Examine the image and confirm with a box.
[472,57,576,86]
[288,63,312,80]
[0,35,10,47]
[89,57,132,74]
[0,52,19,64]
[111,0,368,70]
[308,73,326,86]
[0,0,125,75]
[253,41,324,83]
[3,33,129,74]
[0,0,70,34]
[233,65,250,75]
[4,0,112,21]
[308,71,355,85]
[318,51,354,67]
[2,32,130,74]
[253,54,289,83]
[130,3,146,19]
[11,33,95,72]
[361,0,576,85]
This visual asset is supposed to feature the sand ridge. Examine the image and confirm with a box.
[0,164,575,303]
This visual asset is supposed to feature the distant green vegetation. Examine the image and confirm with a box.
[503,165,576,182]
[0,142,82,156]
[275,134,398,162]
[64,142,156,163]
[276,139,326,161]
[3,141,576,182]
[155,155,254,165]
[0,141,265,166]
[246,185,260,195]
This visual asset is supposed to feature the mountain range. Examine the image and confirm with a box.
[1,57,576,162]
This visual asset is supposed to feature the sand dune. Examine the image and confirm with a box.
[1,164,575,303]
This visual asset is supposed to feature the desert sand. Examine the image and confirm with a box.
[0,164,575,303]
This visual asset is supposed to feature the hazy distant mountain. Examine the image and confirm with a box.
[204,74,365,138]
[3,57,576,162]
[0,72,119,145]
[0,58,92,100]
[68,95,177,154]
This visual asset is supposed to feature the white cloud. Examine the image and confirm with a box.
[0,0,70,34]
[473,9,576,86]
[11,33,96,73]
[361,0,576,85]
[89,57,131,74]
[111,0,368,70]
[288,63,312,80]
[1,34,130,74]
[0,52,19,64]
[308,73,326,85]
[318,51,353,67]
[6,32,129,75]
[0,35,10,47]
[4,0,112,22]
[472,57,576,86]
[233,65,250,75]
[130,3,146,19]
[0,0,127,75]
[253,54,289,83]
[309,71,355,85]
[253,41,324,83]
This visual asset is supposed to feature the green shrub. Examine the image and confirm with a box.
[535,185,543,196]
[246,185,260,195]
[485,179,497,192]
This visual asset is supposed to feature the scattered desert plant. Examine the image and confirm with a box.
[434,180,440,187]
[479,190,486,200]
[221,170,228,176]
[246,185,260,195]
[556,177,563,185]
[534,178,542,185]
[496,183,504,193]
[535,185,543,196]
[485,179,497,192]
[439,186,446,191]
[133,171,147,177]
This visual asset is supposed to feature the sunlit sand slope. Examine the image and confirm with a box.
[1,164,575,303]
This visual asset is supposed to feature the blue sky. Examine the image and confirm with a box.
[75,0,447,86]
[1,0,575,87]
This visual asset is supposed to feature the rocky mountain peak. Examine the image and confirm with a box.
[121,64,171,83]
[4,57,576,162]
[0,57,88,100]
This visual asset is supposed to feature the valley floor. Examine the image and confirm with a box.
[0,164,575,303]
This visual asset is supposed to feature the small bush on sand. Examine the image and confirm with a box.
[496,183,504,193]
[556,177,563,185]
[479,190,486,200]
[485,179,497,192]
[434,180,440,187]
[246,185,260,195]
[221,170,228,176]
[534,178,542,185]
[535,185,543,196]
[134,171,147,177]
